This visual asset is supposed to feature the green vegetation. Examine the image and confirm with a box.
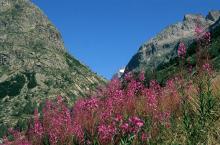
[11,4,23,19]
[24,72,37,89]
[22,100,38,115]
[15,119,29,132]
[0,124,8,138]
[0,74,26,99]
[32,40,46,51]
[65,52,86,70]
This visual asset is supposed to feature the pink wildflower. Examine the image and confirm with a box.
[178,42,186,59]
[120,123,129,134]
[145,89,157,111]
[128,116,144,134]
[57,95,63,104]
[124,72,133,81]
[83,97,99,110]
[114,114,123,123]
[202,32,211,46]
[28,109,43,144]
[202,63,212,74]
[72,121,85,143]
[195,25,203,36]
[129,116,144,128]
[139,71,145,81]
[98,124,116,144]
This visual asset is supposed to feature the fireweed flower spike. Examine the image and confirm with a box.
[203,32,211,45]
[28,109,43,143]
[195,25,203,37]
[202,62,213,75]
[139,71,145,81]
[178,42,186,59]
[98,124,116,144]
[4,68,215,144]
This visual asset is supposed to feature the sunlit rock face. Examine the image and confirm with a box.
[125,10,220,73]
[0,0,105,126]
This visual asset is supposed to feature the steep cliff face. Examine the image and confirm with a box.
[125,10,220,73]
[0,0,105,126]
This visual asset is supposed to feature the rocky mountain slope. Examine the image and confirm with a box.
[0,0,105,126]
[125,10,220,73]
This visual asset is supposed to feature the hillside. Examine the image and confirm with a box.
[0,0,105,127]
[0,4,220,144]
[125,11,220,76]
[143,18,220,84]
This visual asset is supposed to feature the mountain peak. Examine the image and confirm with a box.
[125,11,220,73]
[183,13,204,21]
[0,0,105,126]
[0,0,66,53]
[206,10,220,21]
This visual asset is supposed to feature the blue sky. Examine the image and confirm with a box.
[32,0,220,79]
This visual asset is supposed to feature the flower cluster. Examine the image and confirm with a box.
[119,116,144,135]
[8,58,214,145]
[1,65,213,145]
[98,124,116,144]
[202,62,213,75]
[178,42,186,59]
[195,25,203,36]
[28,109,43,144]
[128,116,144,133]
[195,23,211,47]
[202,32,211,45]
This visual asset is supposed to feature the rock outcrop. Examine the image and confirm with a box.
[0,0,105,126]
[125,10,220,73]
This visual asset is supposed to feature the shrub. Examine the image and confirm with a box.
[0,74,26,98]
[0,124,8,138]
[24,72,37,89]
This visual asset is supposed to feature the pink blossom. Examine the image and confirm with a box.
[178,42,186,59]
[1,72,180,144]
[40,96,74,145]
[57,95,63,104]
[202,32,211,46]
[120,123,129,134]
[33,109,43,136]
[195,25,203,36]
[139,71,145,81]
[72,121,85,143]
[114,114,123,123]
[28,109,43,144]
[126,80,143,97]
[124,72,133,81]
[202,63,212,74]
[98,124,116,144]
[195,25,211,46]
[128,116,144,134]
[145,89,158,111]
[83,97,100,110]
[129,116,144,128]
